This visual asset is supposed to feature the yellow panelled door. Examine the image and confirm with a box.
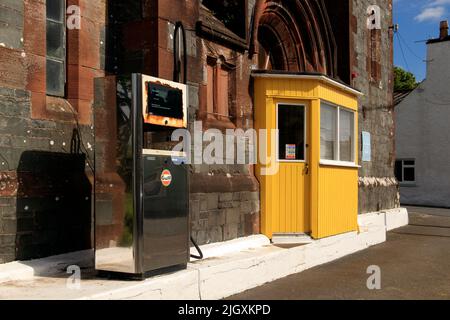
[262,101,311,237]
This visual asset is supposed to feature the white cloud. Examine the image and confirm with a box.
[428,0,450,5]
[415,6,446,22]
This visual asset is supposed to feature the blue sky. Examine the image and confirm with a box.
[394,0,450,81]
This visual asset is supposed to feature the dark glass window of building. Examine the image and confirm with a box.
[202,0,247,39]
[395,159,416,184]
[46,0,66,97]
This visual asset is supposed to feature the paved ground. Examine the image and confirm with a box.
[229,207,450,300]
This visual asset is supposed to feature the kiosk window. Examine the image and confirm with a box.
[277,104,305,161]
[320,103,355,163]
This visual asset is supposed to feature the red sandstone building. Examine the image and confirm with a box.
[0,0,397,264]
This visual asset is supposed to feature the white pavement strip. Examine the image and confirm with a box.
[0,209,408,300]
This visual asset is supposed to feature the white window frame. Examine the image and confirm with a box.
[320,101,358,168]
[396,159,416,186]
[276,103,307,163]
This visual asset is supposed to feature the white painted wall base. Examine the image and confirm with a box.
[384,208,409,231]
[0,250,94,285]
[0,208,409,300]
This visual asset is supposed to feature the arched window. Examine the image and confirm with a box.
[255,0,337,77]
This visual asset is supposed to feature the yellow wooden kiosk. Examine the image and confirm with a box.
[253,71,362,240]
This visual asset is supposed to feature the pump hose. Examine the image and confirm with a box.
[173,21,204,260]
[190,236,204,260]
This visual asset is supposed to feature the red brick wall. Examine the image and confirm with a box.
[23,0,106,125]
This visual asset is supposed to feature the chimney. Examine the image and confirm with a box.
[440,20,449,39]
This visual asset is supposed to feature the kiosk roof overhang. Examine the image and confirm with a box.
[251,70,363,97]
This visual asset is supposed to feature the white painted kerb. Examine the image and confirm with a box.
[0,209,409,300]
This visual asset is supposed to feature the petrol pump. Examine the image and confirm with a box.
[93,74,190,277]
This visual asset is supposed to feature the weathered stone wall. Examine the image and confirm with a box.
[0,0,23,50]
[190,191,260,244]
[351,0,400,213]
[0,87,93,264]
[0,0,101,263]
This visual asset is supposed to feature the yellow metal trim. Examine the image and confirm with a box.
[252,73,363,97]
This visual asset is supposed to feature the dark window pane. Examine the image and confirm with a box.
[404,160,415,166]
[278,105,305,161]
[47,0,64,22]
[46,59,65,97]
[47,20,65,59]
[395,161,403,182]
[404,167,415,182]
[202,0,247,39]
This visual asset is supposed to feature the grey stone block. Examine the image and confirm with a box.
[199,211,209,220]
[240,201,252,214]
[219,192,233,202]
[208,210,226,227]
[225,208,241,225]
[1,218,17,234]
[218,201,234,209]
[206,193,219,210]
[240,192,253,201]
[0,87,15,97]
[251,200,260,213]
[223,224,239,241]
[0,0,24,13]
[0,250,15,264]
[0,205,16,218]
[0,117,30,136]
[0,24,23,49]
[193,230,207,245]
[200,199,208,211]
[206,226,223,244]
[14,89,29,99]
[0,234,15,246]
[189,199,200,217]
[0,197,15,207]
[0,135,11,147]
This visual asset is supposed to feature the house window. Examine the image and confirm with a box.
[206,59,230,120]
[320,102,355,163]
[395,159,416,184]
[46,0,66,97]
[202,0,247,39]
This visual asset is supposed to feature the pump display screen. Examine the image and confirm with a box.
[147,82,183,119]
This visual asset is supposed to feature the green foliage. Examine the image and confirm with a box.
[394,66,418,91]
[120,193,134,247]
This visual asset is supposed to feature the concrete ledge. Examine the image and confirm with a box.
[0,250,94,285]
[81,268,200,300]
[384,208,409,231]
[0,209,409,300]
[190,235,271,260]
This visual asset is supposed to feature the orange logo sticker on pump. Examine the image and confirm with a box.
[161,169,172,187]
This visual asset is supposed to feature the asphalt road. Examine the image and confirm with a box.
[228,207,450,300]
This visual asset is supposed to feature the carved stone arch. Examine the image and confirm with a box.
[254,0,337,77]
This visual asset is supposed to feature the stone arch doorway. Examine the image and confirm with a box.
[255,0,337,77]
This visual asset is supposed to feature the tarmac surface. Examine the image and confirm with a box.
[229,206,450,300]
